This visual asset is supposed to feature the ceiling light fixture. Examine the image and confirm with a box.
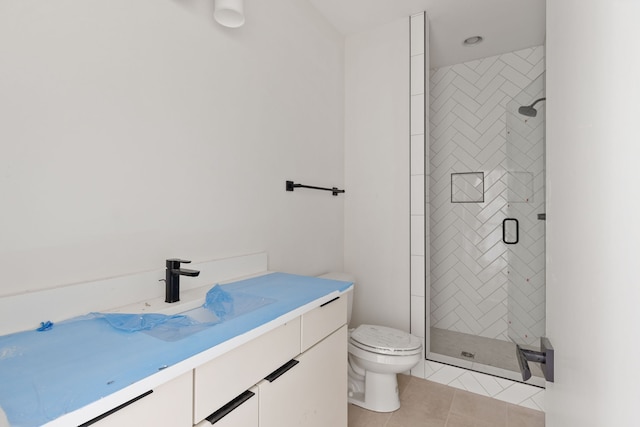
[463,36,483,46]
[214,0,245,28]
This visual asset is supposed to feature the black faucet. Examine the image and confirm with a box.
[165,259,200,303]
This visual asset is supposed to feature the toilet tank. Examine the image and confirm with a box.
[318,272,355,326]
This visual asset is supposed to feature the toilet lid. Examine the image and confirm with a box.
[350,324,422,355]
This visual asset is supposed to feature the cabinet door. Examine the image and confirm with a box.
[258,326,347,427]
[82,371,192,427]
[193,318,300,423]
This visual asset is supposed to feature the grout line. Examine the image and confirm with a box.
[442,385,456,427]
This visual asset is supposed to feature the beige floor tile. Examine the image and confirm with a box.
[446,413,501,427]
[400,377,455,415]
[348,375,544,427]
[507,404,545,427]
[387,416,446,427]
[348,403,392,427]
[398,373,412,396]
[449,389,507,427]
[386,377,455,427]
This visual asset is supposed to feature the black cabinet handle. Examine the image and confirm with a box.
[264,359,299,383]
[78,390,153,426]
[502,218,519,245]
[320,296,340,307]
[205,390,256,425]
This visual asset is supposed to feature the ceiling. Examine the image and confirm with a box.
[306,0,546,68]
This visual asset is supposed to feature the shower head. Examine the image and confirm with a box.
[518,97,546,117]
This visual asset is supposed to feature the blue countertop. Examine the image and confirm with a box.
[0,272,352,427]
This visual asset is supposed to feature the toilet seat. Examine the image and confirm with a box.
[349,324,422,356]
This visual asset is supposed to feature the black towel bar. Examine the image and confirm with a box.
[286,180,345,196]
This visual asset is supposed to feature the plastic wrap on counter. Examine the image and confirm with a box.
[87,285,277,341]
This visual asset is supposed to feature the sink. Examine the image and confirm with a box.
[100,285,277,342]
[180,306,220,324]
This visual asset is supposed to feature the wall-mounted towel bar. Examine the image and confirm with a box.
[286,180,345,196]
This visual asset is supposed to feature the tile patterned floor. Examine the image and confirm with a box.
[348,374,545,427]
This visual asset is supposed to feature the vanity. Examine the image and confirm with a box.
[0,262,351,427]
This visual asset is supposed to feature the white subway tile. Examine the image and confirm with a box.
[410,14,424,56]
[411,255,425,297]
[410,296,425,337]
[411,94,425,135]
[411,175,425,215]
[411,135,425,175]
[410,215,425,256]
[493,382,541,405]
[457,371,487,396]
[410,359,426,379]
[411,54,425,95]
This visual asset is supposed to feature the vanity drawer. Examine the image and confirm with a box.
[300,294,346,352]
[193,317,301,424]
[82,371,192,427]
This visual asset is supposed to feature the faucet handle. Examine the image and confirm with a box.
[166,258,192,268]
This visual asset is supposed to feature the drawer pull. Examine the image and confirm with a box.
[264,359,299,383]
[320,296,340,307]
[78,390,153,426]
[205,390,255,425]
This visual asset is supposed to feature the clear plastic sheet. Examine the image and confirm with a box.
[90,285,277,341]
[204,284,276,320]
[93,313,197,332]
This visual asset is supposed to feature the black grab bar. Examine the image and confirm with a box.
[286,180,345,196]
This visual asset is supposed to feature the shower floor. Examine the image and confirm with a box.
[429,327,544,386]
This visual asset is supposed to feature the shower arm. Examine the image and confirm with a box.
[527,97,546,108]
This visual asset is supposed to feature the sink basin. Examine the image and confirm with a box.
[181,306,221,324]
[100,285,277,342]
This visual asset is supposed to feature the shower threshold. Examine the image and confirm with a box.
[428,327,545,387]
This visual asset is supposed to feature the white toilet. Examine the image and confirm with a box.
[319,273,423,413]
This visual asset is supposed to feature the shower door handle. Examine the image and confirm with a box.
[502,218,519,245]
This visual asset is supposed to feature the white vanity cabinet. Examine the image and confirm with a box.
[84,371,192,427]
[258,325,348,427]
[258,296,348,427]
[193,294,348,427]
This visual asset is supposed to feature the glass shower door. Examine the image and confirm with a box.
[504,73,546,348]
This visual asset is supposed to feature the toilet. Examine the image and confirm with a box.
[319,273,423,413]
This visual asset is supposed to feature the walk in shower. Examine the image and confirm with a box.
[427,67,546,386]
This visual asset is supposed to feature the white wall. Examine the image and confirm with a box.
[344,18,410,331]
[546,0,640,425]
[0,0,345,297]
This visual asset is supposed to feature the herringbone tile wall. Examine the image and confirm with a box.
[429,46,545,342]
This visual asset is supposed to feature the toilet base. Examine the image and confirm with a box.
[348,370,400,413]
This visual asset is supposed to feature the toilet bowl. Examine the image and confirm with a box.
[318,272,423,413]
[347,324,422,412]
